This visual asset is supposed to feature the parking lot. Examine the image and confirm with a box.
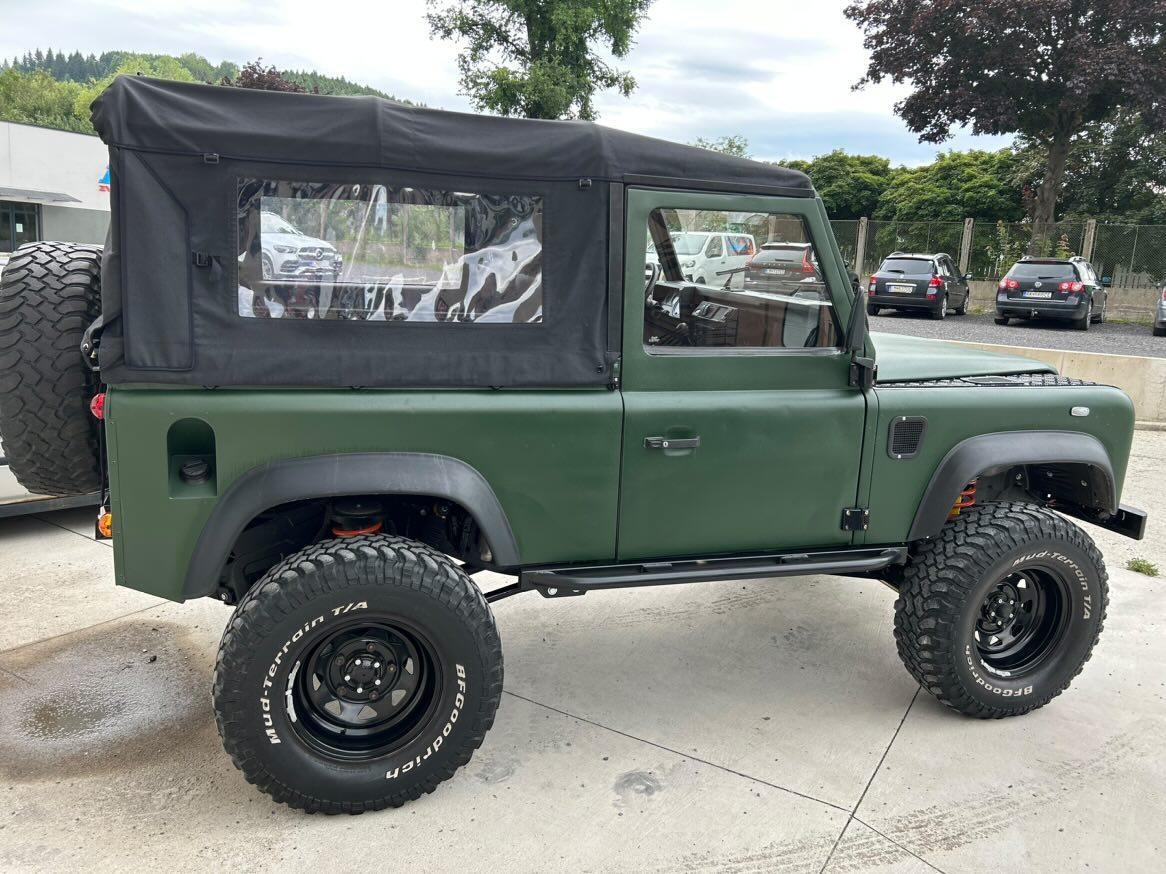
[0,430,1162,873]
[871,310,1166,359]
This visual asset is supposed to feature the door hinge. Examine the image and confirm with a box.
[841,508,870,532]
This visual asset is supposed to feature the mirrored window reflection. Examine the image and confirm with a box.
[237,180,543,324]
[643,208,838,350]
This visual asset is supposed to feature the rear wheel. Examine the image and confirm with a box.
[994,314,1009,325]
[1074,299,1092,331]
[213,535,503,812]
[1154,326,1166,337]
[0,241,102,496]
[895,503,1106,718]
[930,294,948,320]
[954,293,968,316]
[867,303,879,317]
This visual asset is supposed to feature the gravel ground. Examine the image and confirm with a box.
[871,309,1166,358]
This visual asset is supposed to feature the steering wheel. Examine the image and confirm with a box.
[644,262,662,304]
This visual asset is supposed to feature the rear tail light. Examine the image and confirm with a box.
[1058,281,1085,292]
[999,278,1020,291]
[927,276,942,298]
[802,251,815,274]
[1161,287,1166,302]
[89,392,106,420]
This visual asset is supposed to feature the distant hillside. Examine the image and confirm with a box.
[2,48,402,99]
[0,49,410,135]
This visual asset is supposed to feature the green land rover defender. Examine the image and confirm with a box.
[0,77,1147,813]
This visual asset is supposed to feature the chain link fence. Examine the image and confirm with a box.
[833,217,1164,289]
[1091,223,1166,289]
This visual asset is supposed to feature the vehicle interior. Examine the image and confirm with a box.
[643,207,837,350]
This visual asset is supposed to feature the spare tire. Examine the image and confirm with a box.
[0,242,103,496]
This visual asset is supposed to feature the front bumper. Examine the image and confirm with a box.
[996,296,1089,320]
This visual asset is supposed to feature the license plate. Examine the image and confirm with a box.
[1024,290,1052,299]
[301,260,317,268]
[765,269,782,275]
[888,283,915,294]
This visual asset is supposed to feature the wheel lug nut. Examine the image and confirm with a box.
[369,691,380,701]
[366,643,377,653]
[374,662,380,669]
[338,687,349,696]
[356,686,363,694]
[344,674,351,681]
[374,679,381,686]
[334,656,344,667]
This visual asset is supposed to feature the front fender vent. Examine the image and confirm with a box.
[888,416,927,459]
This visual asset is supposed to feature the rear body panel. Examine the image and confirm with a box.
[105,388,623,600]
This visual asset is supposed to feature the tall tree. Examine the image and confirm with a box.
[875,150,1023,222]
[845,0,1166,249]
[426,0,654,120]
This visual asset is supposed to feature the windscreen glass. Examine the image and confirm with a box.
[237,180,543,324]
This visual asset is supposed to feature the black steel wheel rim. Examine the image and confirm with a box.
[974,565,1071,675]
[287,617,442,761]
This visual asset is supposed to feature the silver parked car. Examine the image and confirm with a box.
[1154,285,1166,337]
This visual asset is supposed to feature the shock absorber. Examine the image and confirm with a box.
[949,479,978,519]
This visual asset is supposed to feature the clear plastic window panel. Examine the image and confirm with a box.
[643,208,838,350]
[238,180,543,324]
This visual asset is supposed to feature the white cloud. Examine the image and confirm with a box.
[0,0,1011,163]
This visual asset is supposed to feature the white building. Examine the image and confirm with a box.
[1,121,110,258]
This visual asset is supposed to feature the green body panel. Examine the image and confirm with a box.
[105,389,623,600]
[870,332,1056,382]
[859,383,1135,544]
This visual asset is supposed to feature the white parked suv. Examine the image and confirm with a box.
[259,211,342,281]
[647,231,756,289]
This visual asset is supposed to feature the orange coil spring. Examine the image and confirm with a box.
[332,521,383,537]
[949,480,978,518]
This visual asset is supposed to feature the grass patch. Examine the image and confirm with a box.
[1126,557,1160,577]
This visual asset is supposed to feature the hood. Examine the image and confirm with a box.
[871,332,1055,383]
[264,232,335,252]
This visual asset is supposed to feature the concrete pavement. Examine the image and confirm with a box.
[1,434,1164,872]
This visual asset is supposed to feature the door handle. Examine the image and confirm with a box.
[644,436,701,450]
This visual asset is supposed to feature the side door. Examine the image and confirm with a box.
[618,188,869,560]
[942,255,967,306]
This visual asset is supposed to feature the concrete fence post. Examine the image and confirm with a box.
[1082,219,1098,262]
[855,217,869,275]
[959,218,974,274]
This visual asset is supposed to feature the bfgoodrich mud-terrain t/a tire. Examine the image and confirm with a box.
[213,535,503,813]
[895,502,1107,718]
[0,241,103,496]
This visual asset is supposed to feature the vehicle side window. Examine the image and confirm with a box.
[237,179,543,324]
[643,207,838,351]
[706,236,723,257]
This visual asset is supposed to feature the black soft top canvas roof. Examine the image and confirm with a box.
[92,76,814,196]
[89,77,815,389]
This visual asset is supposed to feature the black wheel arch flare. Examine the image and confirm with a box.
[182,452,521,600]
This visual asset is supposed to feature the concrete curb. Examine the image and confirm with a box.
[946,339,1166,425]
[1136,420,1166,432]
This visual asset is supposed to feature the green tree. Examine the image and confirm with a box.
[1016,111,1166,224]
[874,150,1023,223]
[689,135,750,158]
[786,150,893,220]
[0,68,87,132]
[845,0,1166,252]
[426,0,654,120]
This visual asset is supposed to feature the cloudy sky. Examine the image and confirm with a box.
[0,0,1010,164]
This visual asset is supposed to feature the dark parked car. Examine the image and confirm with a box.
[995,256,1109,331]
[743,242,820,292]
[866,252,970,320]
[1153,285,1165,337]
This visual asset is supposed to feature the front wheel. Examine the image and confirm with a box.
[213,535,503,812]
[895,503,1106,718]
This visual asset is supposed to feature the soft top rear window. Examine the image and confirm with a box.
[238,179,543,324]
[879,258,934,274]
[1008,262,1078,280]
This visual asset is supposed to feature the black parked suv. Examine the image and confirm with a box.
[995,256,1109,331]
[866,252,970,320]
